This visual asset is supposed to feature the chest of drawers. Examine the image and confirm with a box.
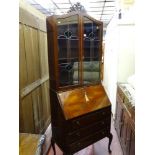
[50,84,113,155]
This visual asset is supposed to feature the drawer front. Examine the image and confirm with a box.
[67,106,111,131]
[66,118,111,144]
[67,130,108,153]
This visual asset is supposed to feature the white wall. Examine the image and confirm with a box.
[117,24,135,82]
[103,7,135,116]
[103,14,118,115]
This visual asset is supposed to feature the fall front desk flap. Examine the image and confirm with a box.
[57,84,111,120]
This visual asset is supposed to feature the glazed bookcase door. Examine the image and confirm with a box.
[57,15,80,87]
[83,16,102,84]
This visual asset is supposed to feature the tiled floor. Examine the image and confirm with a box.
[46,119,123,155]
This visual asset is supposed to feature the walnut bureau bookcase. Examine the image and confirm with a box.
[46,10,113,155]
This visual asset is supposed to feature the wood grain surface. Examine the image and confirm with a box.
[19,133,41,155]
[58,85,111,119]
[19,3,50,133]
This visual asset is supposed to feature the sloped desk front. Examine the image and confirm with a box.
[51,84,113,154]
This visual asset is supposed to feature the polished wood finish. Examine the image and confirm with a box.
[115,84,135,155]
[47,118,123,155]
[49,84,112,154]
[58,85,110,119]
[19,133,44,155]
[46,11,112,154]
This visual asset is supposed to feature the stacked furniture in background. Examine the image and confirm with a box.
[115,83,135,155]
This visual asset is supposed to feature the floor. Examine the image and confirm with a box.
[45,118,123,155]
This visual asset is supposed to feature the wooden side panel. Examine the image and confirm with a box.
[20,23,51,134]
[19,24,28,90]
[38,31,51,132]
[31,28,41,80]
[24,26,41,83]
[38,31,45,78]
[19,0,46,32]
[23,25,35,84]
[41,80,51,127]
[19,2,50,134]
[19,99,24,132]
[38,31,49,78]
[43,33,49,76]
[31,87,43,133]
[19,23,28,132]
[45,80,50,114]
[20,94,35,133]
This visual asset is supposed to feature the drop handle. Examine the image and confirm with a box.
[75,121,80,125]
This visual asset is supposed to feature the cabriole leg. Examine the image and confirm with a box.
[108,133,113,153]
[51,138,56,155]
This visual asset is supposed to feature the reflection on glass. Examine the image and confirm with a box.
[57,16,79,86]
[83,60,100,84]
[83,17,101,84]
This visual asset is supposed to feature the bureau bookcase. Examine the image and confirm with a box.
[47,10,113,155]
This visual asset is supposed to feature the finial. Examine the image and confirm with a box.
[67,2,86,13]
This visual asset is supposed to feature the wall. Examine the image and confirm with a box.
[103,13,119,115]
[117,23,135,82]
[19,0,51,133]
[103,3,135,115]
[117,4,135,82]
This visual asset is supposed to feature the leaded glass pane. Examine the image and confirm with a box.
[83,17,101,84]
[57,15,79,86]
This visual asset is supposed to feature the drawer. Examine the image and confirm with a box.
[67,129,108,153]
[67,106,111,131]
[66,119,111,144]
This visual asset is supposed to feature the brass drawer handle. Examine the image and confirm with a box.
[73,120,80,126]
[76,121,80,125]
